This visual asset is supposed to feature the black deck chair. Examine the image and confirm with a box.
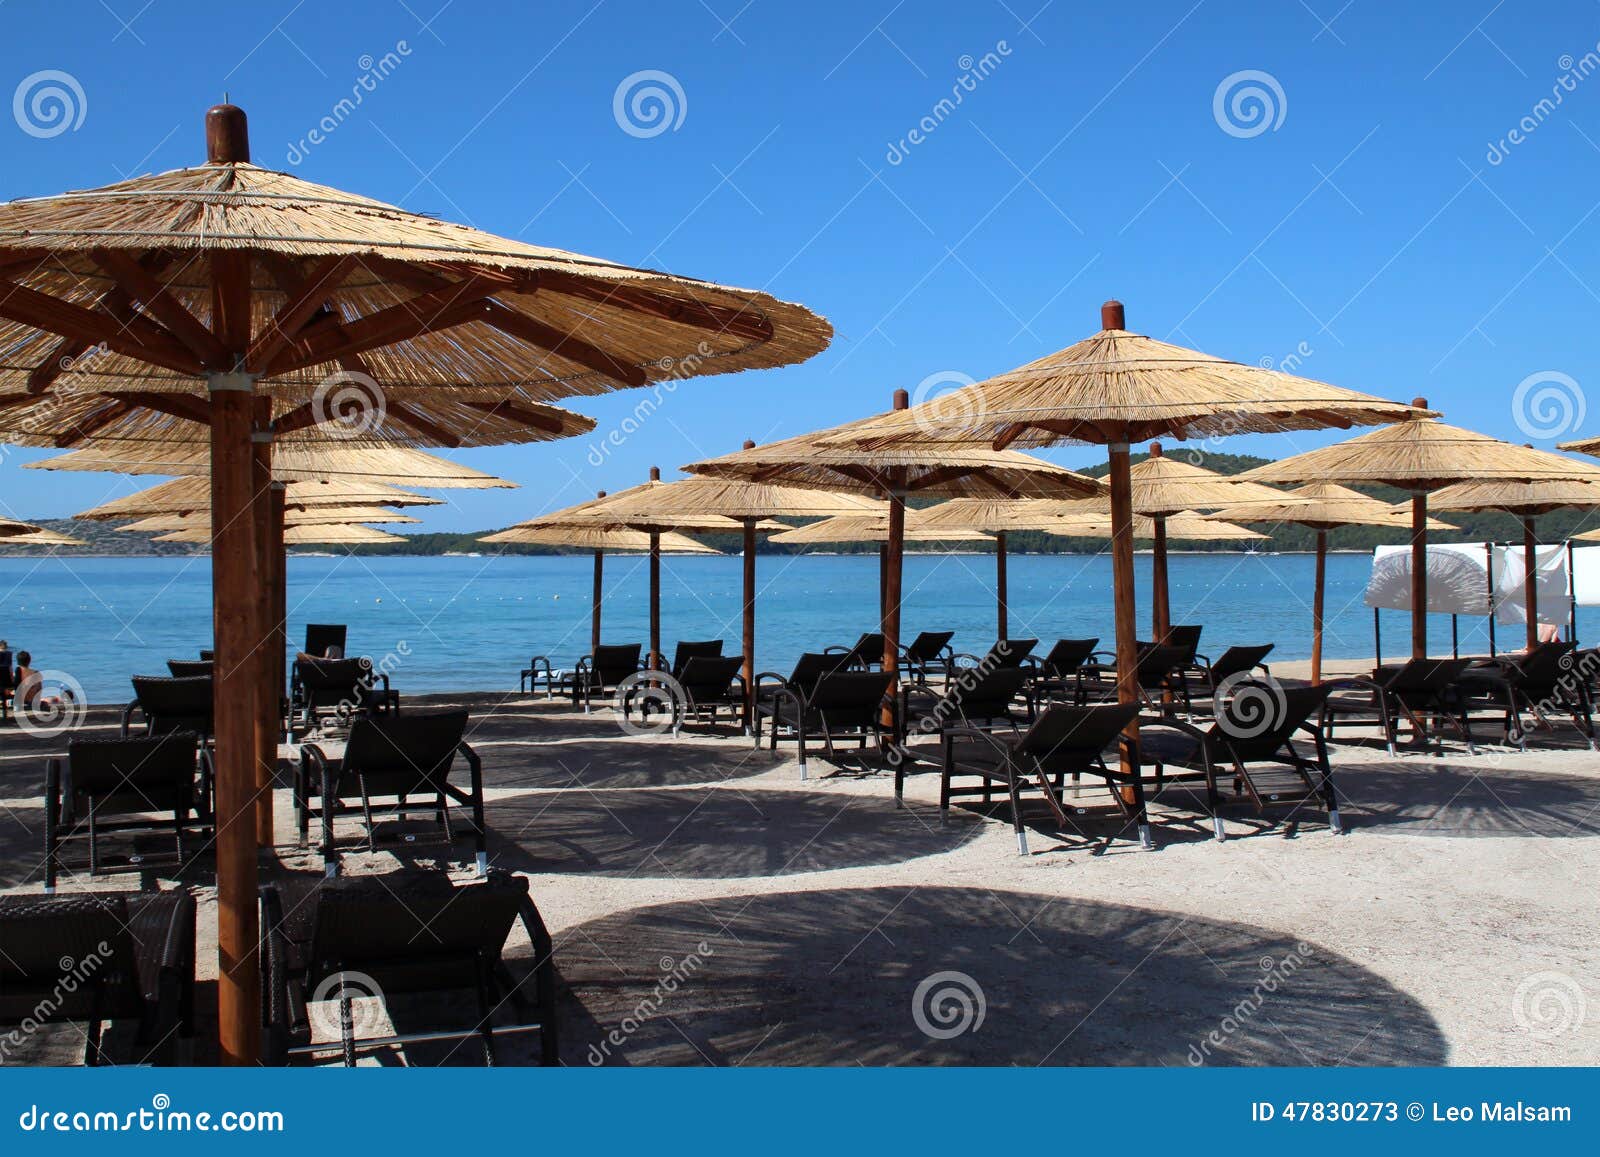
[198,648,214,661]
[756,669,895,779]
[1087,643,1193,711]
[572,643,644,709]
[261,869,557,1067]
[1139,683,1343,839]
[896,666,1034,793]
[1181,644,1276,703]
[299,709,486,877]
[1456,641,1598,749]
[304,623,347,659]
[1164,624,1203,662]
[954,638,1038,670]
[1322,657,1475,754]
[753,651,852,709]
[0,889,195,1066]
[665,654,746,733]
[45,733,211,891]
[826,631,886,670]
[1030,638,1110,705]
[669,639,724,678]
[166,658,212,678]
[899,630,956,685]
[0,648,13,721]
[122,675,214,743]
[938,702,1146,853]
[293,655,399,734]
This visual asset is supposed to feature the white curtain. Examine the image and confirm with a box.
[1491,545,1571,627]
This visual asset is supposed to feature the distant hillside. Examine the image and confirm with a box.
[10,450,1598,559]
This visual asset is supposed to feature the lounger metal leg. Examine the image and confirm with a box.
[1016,829,1029,856]
[339,992,356,1067]
[476,851,488,876]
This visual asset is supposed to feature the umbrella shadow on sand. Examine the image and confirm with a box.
[543,885,1447,1067]
[474,739,786,791]
[1333,761,1600,837]
[484,789,981,878]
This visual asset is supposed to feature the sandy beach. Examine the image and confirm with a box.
[4,670,1595,1067]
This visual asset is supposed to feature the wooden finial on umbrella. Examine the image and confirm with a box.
[1149,441,1163,458]
[893,389,909,411]
[743,439,756,449]
[1102,300,1126,330]
[205,104,250,164]
[1412,396,1429,409]
[649,465,660,481]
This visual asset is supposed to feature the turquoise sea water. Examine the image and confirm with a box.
[0,552,1510,702]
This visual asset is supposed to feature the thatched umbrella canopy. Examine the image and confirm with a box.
[573,462,875,706]
[481,518,718,657]
[0,516,83,545]
[1428,477,1600,648]
[684,400,1103,738]
[1055,442,1299,636]
[817,302,1423,814]
[490,476,792,665]
[0,103,830,1063]
[117,505,418,532]
[1208,482,1455,680]
[770,508,990,626]
[28,443,517,487]
[1242,411,1600,657]
[76,476,441,520]
[155,523,404,545]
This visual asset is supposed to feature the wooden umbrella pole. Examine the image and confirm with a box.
[1523,514,1540,651]
[1108,439,1139,791]
[1410,490,1428,659]
[591,490,606,652]
[881,390,910,733]
[207,102,260,1065]
[209,372,260,1066]
[270,482,286,745]
[1312,528,1328,684]
[1151,516,1170,640]
[646,470,662,668]
[878,543,888,622]
[741,516,757,730]
[995,531,1009,642]
[649,531,662,669]
[250,410,275,848]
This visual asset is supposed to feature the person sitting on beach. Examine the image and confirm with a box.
[12,651,62,712]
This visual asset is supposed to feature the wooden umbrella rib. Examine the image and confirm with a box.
[538,271,774,343]
[387,400,464,447]
[90,248,230,368]
[107,390,213,426]
[262,275,499,375]
[0,276,203,375]
[463,398,564,434]
[245,253,361,372]
[55,396,134,446]
[478,300,647,387]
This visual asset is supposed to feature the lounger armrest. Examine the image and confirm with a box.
[120,699,139,738]
[1191,652,1215,670]
[823,645,849,655]
[1136,713,1210,743]
[951,652,981,666]
[457,740,484,795]
[196,747,216,823]
[44,757,61,885]
[753,672,789,688]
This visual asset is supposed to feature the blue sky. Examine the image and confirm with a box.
[4,0,1600,530]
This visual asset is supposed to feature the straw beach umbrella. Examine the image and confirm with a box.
[570,461,877,713]
[0,516,84,545]
[116,506,419,532]
[480,516,717,655]
[0,102,830,1062]
[1428,477,1600,649]
[29,443,518,488]
[1242,410,1600,657]
[822,301,1424,789]
[75,476,442,520]
[770,508,990,623]
[1209,483,1455,681]
[684,398,1104,736]
[155,523,405,545]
